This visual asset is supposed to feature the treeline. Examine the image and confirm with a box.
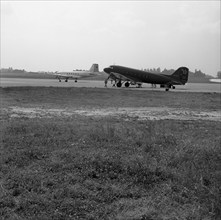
[2,67,220,79]
[142,67,213,78]
[1,67,26,73]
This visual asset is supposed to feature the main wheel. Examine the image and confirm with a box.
[125,82,130,87]
[116,82,122,87]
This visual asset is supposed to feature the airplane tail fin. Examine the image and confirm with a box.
[89,64,99,72]
[172,67,189,84]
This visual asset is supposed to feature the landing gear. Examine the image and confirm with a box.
[59,79,61,82]
[137,83,142,88]
[161,84,175,91]
[75,79,78,83]
[125,82,130,88]
[116,81,122,87]
[65,79,68,82]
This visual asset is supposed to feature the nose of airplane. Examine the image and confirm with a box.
[103,67,111,73]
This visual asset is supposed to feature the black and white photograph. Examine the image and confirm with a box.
[1,0,220,219]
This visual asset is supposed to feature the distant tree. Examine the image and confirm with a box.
[161,68,168,74]
[194,69,205,77]
[13,69,25,73]
[217,71,221,79]
[161,68,174,75]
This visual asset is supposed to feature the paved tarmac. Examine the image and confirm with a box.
[0,78,220,93]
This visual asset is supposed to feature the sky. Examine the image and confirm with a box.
[1,1,220,76]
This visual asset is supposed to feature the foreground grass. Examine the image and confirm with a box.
[1,87,221,219]
[1,116,221,219]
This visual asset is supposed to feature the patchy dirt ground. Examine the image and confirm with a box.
[3,106,221,121]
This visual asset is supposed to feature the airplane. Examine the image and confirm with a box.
[209,78,221,83]
[103,65,189,91]
[54,64,100,82]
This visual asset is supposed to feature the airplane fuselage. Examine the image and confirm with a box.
[106,66,183,85]
[57,71,98,79]
[54,63,100,82]
[103,65,189,90]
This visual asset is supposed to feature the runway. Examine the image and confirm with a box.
[0,77,220,93]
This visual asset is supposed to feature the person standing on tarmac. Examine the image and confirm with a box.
[104,79,108,87]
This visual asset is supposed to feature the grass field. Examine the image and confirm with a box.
[0,87,221,219]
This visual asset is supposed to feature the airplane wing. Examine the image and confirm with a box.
[108,71,141,84]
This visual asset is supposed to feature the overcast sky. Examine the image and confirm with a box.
[1,1,220,76]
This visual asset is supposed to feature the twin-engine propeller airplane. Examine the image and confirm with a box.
[103,65,189,91]
[54,64,100,82]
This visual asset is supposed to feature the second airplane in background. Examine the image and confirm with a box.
[104,65,189,91]
[54,64,100,82]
